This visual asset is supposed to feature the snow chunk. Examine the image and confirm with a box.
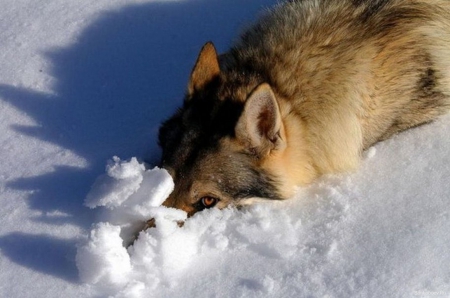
[85,157,145,208]
[76,223,131,287]
[77,157,182,294]
[85,156,175,211]
[364,147,377,159]
[84,156,177,241]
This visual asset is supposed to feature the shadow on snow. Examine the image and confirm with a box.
[0,0,278,283]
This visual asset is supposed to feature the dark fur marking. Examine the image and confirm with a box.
[418,68,437,96]
[159,78,244,169]
[354,2,432,39]
[217,164,282,201]
[414,67,448,111]
[353,0,391,22]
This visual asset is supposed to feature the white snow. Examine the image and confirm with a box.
[0,0,450,298]
[76,223,131,287]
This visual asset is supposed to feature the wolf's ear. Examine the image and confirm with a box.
[188,42,220,95]
[236,83,284,157]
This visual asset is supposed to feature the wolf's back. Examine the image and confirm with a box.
[227,0,450,150]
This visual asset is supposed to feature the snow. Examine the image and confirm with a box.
[0,0,449,297]
[77,223,132,287]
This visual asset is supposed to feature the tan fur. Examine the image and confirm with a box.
[225,0,450,195]
[260,97,318,198]
[157,0,450,217]
[188,42,220,96]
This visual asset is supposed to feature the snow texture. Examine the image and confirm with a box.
[0,0,450,298]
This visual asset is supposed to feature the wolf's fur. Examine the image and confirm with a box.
[158,0,450,216]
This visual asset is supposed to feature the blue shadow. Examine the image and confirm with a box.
[0,233,79,282]
[0,0,278,281]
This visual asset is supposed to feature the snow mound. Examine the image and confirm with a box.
[76,223,131,287]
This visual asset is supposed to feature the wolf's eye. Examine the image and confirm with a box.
[200,196,218,209]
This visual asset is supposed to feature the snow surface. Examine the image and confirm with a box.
[0,0,449,297]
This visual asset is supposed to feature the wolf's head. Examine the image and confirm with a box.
[158,42,313,216]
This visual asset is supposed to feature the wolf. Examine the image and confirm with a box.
[157,0,450,217]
